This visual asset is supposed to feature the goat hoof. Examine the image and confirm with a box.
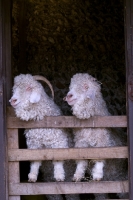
[55,177,65,182]
[28,173,37,182]
[92,173,103,181]
[56,178,64,182]
[55,174,65,182]
[93,178,102,181]
[72,175,82,182]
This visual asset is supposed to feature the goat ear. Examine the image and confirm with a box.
[29,91,41,103]
[86,88,96,100]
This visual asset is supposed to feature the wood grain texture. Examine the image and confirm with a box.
[18,0,27,74]
[8,146,128,161]
[8,129,20,200]
[7,115,127,128]
[8,129,19,149]
[8,129,19,182]
[0,0,12,199]
[125,0,133,199]
[9,181,128,195]
[9,197,20,200]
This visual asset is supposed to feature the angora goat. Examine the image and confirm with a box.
[9,74,80,200]
[64,73,128,199]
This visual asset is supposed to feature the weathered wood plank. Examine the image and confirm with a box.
[125,0,133,199]
[9,197,20,200]
[8,146,128,161]
[9,181,128,195]
[0,1,12,199]
[8,129,20,183]
[7,106,16,116]
[9,161,20,184]
[8,129,19,149]
[8,129,20,200]
[7,115,127,128]
[18,0,27,74]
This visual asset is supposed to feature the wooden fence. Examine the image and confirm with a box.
[7,107,129,200]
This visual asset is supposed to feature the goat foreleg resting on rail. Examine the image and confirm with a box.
[92,161,105,181]
[28,161,42,182]
[73,160,88,182]
[53,161,65,181]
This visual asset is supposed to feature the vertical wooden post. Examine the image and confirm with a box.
[18,0,27,74]
[5,0,12,104]
[8,129,20,200]
[0,0,12,199]
[125,0,133,199]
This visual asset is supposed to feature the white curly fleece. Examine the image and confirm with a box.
[10,74,68,183]
[64,73,125,199]
[69,73,109,119]
[13,74,61,121]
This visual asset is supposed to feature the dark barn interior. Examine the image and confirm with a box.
[11,0,127,199]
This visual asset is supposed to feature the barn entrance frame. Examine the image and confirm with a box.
[0,0,133,199]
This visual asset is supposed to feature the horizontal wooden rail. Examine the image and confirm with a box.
[9,181,128,195]
[7,115,127,128]
[7,107,127,128]
[8,147,128,161]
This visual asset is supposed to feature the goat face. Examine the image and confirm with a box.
[9,75,42,109]
[63,73,100,106]
[63,87,85,106]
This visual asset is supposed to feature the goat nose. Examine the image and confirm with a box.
[63,94,73,101]
[10,98,17,104]
[67,94,73,99]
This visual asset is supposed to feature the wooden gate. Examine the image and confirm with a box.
[7,107,128,199]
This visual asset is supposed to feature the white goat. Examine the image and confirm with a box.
[64,73,127,199]
[9,74,80,200]
[9,74,68,183]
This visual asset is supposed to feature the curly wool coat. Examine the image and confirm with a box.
[64,73,127,199]
[9,74,80,200]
